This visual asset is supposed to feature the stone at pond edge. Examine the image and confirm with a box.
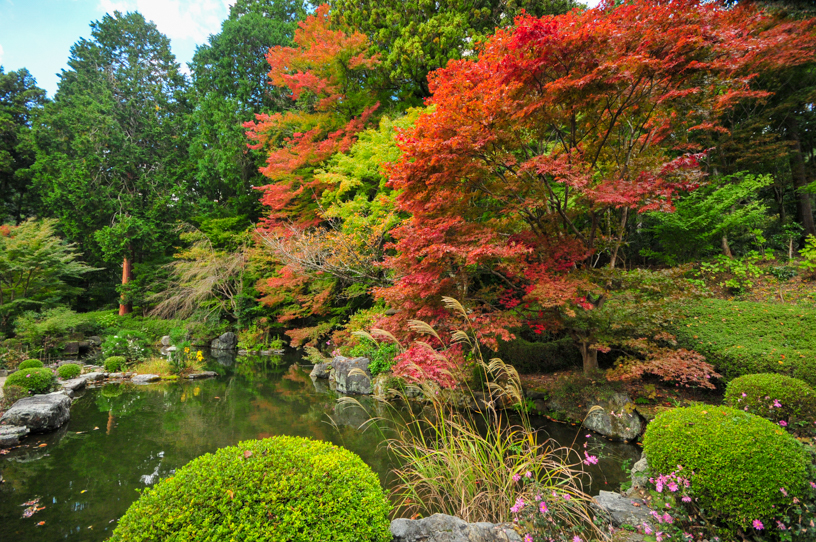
[0,392,71,432]
[187,371,218,380]
[132,374,161,384]
[630,453,650,489]
[594,491,655,529]
[0,425,29,447]
[390,513,522,542]
[583,392,643,441]
[333,356,372,395]
[211,332,238,350]
[82,372,107,382]
[310,361,332,379]
[59,377,87,397]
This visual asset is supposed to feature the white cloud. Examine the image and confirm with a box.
[97,0,234,43]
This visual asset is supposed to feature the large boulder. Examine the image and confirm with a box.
[390,513,522,542]
[0,425,29,447]
[583,392,643,441]
[210,332,238,351]
[0,392,71,432]
[59,377,87,397]
[593,491,655,529]
[333,356,372,395]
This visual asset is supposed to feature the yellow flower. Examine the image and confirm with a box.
[184,347,190,354]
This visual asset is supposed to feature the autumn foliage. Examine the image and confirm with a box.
[376,0,816,365]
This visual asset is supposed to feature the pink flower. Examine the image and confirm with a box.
[753,520,764,530]
[26,374,31,378]
[539,501,549,514]
[643,524,653,535]
[810,481,816,490]
[779,420,788,427]
[563,493,571,501]
[773,399,782,408]
[524,535,533,542]
[681,496,692,503]
[662,513,673,524]
[655,480,664,493]
[510,497,525,514]
[741,392,747,397]
[573,536,582,542]
[780,487,788,497]
[583,452,598,466]
[525,471,532,478]
[668,481,679,492]
[512,474,521,483]
[777,521,787,530]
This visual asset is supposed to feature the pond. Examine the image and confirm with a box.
[0,356,640,542]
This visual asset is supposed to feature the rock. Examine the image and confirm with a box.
[310,362,332,379]
[333,356,372,395]
[59,377,87,396]
[332,400,370,429]
[160,335,171,346]
[82,372,107,382]
[0,425,29,447]
[132,374,161,384]
[64,341,80,355]
[187,371,218,379]
[390,513,522,542]
[311,376,330,394]
[583,393,643,441]
[593,491,655,529]
[211,332,238,350]
[0,392,72,432]
[372,374,391,399]
[212,350,235,366]
[107,372,125,379]
[87,335,103,346]
[631,453,650,489]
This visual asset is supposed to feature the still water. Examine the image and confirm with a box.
[0,357,639,542]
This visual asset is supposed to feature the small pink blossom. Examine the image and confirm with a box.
[573,536,581,542]
[525,471,532,478]
[777,521,787,531]
[512,474,521,483]
[741,392,747,397]
[773,399,782,408]
[779,420,788,427]
[753,520,764,530]
[510,497,525,514]
[780,487,788,497]
[524,535,533,542]
[583,452,598,466]
[643,524,653,535]
[539,501,549,514]
[681,496,692,503]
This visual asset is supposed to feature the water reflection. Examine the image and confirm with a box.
[0,358,639,542]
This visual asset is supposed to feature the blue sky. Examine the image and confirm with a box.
[0,0,601,98]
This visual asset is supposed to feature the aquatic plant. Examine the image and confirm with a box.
[110,436,392,542]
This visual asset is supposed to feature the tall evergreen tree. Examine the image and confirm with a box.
[33,11,190,314]
[187,0,306,223]
[0,67,48,225]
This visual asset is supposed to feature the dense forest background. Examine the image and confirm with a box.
[2,0,816,382]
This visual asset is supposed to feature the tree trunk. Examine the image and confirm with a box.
[119,255,132,315]
[721,235,733,258]
[787,117,816,237]
[578,341,599,374]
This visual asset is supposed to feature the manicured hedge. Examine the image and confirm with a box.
[671,299,816,385]
[18,359,43,370]
[643,404,809,528]
[5,368,55,394]
[496,336,581,374]
[104,356,126,373]
[57,363,81,380]
[110,436,392,542]
[724,373,816,429]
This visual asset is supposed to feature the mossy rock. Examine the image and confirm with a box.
[644,404,809,528]
[110,436,392,542]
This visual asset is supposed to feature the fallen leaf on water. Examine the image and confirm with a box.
[22,505,45,518]
[243,450,252,459]
[75,431,85,434]
[37,521,45,526]
[37,443,47,448]
[88,525,93,529]
[214,396,220,399]
[0,449,9,455]
[21,498,41,507]
[80,490,87,494]
[93,427,99,430]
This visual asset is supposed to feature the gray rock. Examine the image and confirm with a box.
[0,425,29,447]
[82,372,107,382]
[211,332,238,350]
[160,335,171,346]
[132,374,161,384]
[390,513,522,542]
[311,376,330,394]
[594,491,654,529]
[631,454,650,489]
[0,392,71,432]
[583,393,643,441]
[187,371,218,379]
[87,335,103,346]
[59,377,87,396]
[333,356,372,395]
[64,341,80,355]
[107,372,125,379]
[310,362,332,379]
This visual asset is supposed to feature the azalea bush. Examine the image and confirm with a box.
[5,367,55,394]
[17,359,43,370]
[724,374,816,434]
[56,363,81,379]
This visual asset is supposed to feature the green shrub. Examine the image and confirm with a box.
[57,363,81,380]
[643,404,809,527]
[5,367,55,394]
[18,359,43,370]
[110,436,392,542]
[496,336,581,374]
[671,299,816,385]
[724,373,816,429]
[102,330,149,362]
[1,384,28,407]
[346,338,400,376]
[104,356,126,373]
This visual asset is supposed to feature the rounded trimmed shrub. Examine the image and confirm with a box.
[4,367,55,394]
[724,373,816,429]
[643,405,809,527]
[57,363,81,380]
[18,359,43,370]
[104,356,126,373]
[110,436,392,542]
